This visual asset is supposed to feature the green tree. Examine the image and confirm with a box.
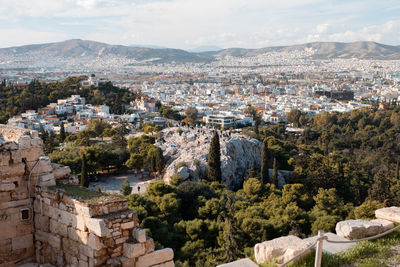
[220,195,242,262]
[184,107,199,125]
[261,139,270,184]
[287,109,302,127]
[59,123,66,142]
[208,131,221,182]
[120,178,132,196]
[368,168,391,204]
[80,153,89,187]
[272,157,278,186]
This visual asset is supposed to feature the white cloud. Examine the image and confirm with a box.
[0,0,399,49]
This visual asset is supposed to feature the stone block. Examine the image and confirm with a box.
[135,248,174,267]
[371,218,395,231]
[145,238,155,253]
[375,207,400,223]
[53,166,71,179]
[79,260,89,267]
[121,221,135,230]
[65,252,79,265]
[35,214,50,232]
[48,234,61,251]
[20,147,44,161]
[0,163,25,178]
[152,261,175,267]
[0,238,11,253]
[75,202,94,217]
[16,223,33,235]
[0,182,15,192]
[79,244,94,258]
[35,230,50,243]
[39,173,56,187]
[88,233,105,250]
[50,218,68,237]
[0,223,17,240]
[85,217,110,237]
[12,234,33,250]
[115,236,129,244]
[254,235,311,264]
[63,237,79,256]
[58,209,77,227]
[0,191,12,202]
[76,215,87,231]
[123,242,146,259]
[121,257,135,267]
[335,220,383,239]
[133,227,146,243]
[68,227,89,244]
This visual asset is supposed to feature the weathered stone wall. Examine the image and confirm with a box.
[0,125,70,266]
[33,189,174,267]
[0,125,174,267]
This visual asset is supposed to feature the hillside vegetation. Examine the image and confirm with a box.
[126,106,400,266]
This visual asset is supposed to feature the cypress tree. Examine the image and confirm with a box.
[81,154,89,187]
[222,195,242,262]
[261,139,269,184]
[208,131,221,182]
[60,123,66,142]
[272,157,278,186]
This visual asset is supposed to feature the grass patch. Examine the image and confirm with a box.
[259,229,400,267]
[50,184,123,204]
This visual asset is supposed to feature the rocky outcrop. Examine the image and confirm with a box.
[159,127,291,189]
[375,207,400,223]
[254,235,311,264]
[335,220,384,239]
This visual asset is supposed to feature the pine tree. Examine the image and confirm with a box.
[60,123,66,142]
[261,139,269,184]
[80,154,89,187]
[369,168,390,204]
[120,178,132,196]
[272,157,278,186]
[221,195,242,262]
[208,131,221,182]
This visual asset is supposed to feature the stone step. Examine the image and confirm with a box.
[217,258,258,267]
[304,232,355,254]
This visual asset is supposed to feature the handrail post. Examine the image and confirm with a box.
[314,230,324,267]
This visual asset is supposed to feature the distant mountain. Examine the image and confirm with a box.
[129,44,166,49]
[190,45,223,53]
[213,41,400,59]
[0,39,213,63]
[1,40,399,66]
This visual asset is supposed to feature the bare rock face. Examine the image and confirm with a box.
[335,220,383,239]
[375,207,400,223]
[159,127,290,189]
[254,235,311,264]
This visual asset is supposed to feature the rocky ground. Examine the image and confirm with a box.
[157,126,290,189]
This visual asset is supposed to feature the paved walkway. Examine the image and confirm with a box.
[88,172,158,194]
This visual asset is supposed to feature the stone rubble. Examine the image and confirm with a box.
[335,219,384,239]
[254,235,311,264]
[375,207,400,223]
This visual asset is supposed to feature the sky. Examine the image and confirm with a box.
[0,0,399,50]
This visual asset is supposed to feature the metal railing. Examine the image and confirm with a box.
[279,224,400,267]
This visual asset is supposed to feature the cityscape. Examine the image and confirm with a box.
[1,1,400,267]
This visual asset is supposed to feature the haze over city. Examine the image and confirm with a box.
[0,0,400,49]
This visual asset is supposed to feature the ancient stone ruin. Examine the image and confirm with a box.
[0,125,174,267]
